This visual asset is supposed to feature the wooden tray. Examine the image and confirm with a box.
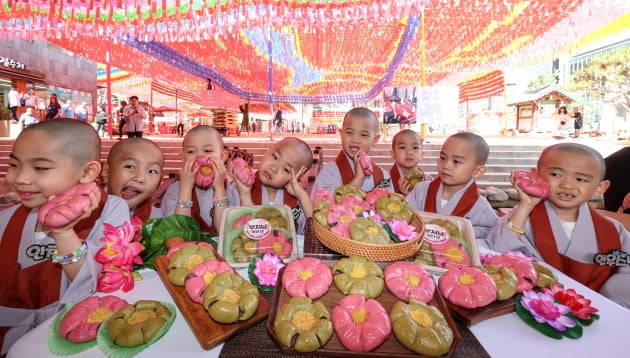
[154,252,270,350]
[445,297,515,327]
[266,263,461,358]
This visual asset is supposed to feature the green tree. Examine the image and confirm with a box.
[571,46,630,114]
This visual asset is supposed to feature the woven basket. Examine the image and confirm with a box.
[313,212,424,261]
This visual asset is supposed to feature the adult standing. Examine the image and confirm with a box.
[60,100,73,118]
[603,146,630,214]
[94,105,108,137]
[270,105,283,141]
[45,95,61,120]
[7,85,19,122]
[571,106,583,135]
[74,102,88,122]
[21,88,38,112]
[18,108,38,129]
[117,100,127,139]
[122,96,146,138]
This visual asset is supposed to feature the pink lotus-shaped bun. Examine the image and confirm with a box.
[166,241,215,261]
[385,261,435,303]
[438,266,497,309]
[282,257,333,299]
[185,259,235,303]
[59,295,128,343]
[487,253,537,293]
[232,157,255,186]
[257,229,293,259]
[357,151,373,175]
[327,203,356,239]
[194,155,215,188]
[313,188,335,204]
[232,213,253,230]
[513,169,551,199]
[38,182,96,228]
[365,188,392,207]
[332,294,391,352]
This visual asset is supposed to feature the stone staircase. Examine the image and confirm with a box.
[0,137,545,190]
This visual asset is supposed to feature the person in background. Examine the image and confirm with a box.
[18,108,38,129]
[122,96,146,138]
[571,106,583,135]
[45,95,61,121]
[94,106,108,137]
[8,85,19,123]
[406,132,498,246]
[60,100,73,119]
[487,143,630,308]
[117,100,127,140]
[0,119,129,354]
[74,102,88,122]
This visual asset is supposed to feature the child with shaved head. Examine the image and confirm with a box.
[311,107,394,199]
[228,137,314,235]
[102,138,164,221]
[0,119,129,354]
[488,142,630,308]
[407,132,498,245]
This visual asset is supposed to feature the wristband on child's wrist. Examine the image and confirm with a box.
[507,221,525,235]
[52,240,88,265]
[175,199,193,209]
[213,196,229,207]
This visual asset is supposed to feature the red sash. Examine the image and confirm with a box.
[0,187,106,348]
[389,164,402,194]
[132,199,152,223]
[530,202,620,291]
[334,152,384,188]
[251,171,298,208]
[424,178,479,216]
[192,189,216,233]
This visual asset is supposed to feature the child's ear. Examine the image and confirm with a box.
[372,132,381,145]
[99,161,110,185]
[594,179,611,197]
[80,160,102,184]
[472,164,486,179]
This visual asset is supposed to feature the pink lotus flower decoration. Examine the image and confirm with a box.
[95,217,144,293]
[520,290,576,331]
[388,219,417,242]
[252,253,285,287]
[542,284,598,320]
[95,217,144,271]
[97,264,135,293]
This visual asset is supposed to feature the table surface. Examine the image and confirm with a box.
[8,242,630,357]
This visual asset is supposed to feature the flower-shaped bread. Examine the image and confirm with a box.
[374,193,413,223]
[438,266,497,309]
[349,217,390,245]
[390,299,454,356]
[255,207,288,229]
[385,261,435,303]
[185,259,235,303]
[332,256,384,299]
[282,257,333,300]
[203,272,260,324]
[107,300,172,347]
[167,243,216,286]
[274,297,333,353]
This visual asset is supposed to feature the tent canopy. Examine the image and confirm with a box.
[3,1,629,105]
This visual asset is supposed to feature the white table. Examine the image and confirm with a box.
[9,248,630,357]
